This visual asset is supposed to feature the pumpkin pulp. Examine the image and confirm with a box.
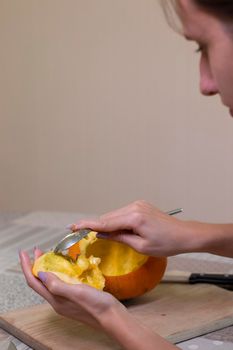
[33,232,167,300]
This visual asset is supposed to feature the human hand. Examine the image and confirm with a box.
[19,248,123,330]
[19,247,179,350]
[72,200,191,257]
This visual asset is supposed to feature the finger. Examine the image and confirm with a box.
[19,250,33,274]
[97,200,152,222]
[37,271,95,303]
[19,250,54,304]
[75,211,141,235]
[99,203,136,221]
[34,247,44,260]
[71,202,138,232]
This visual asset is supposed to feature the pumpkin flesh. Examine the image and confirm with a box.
[33,232,167,300]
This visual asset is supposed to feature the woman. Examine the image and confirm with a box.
[20,1,233,349]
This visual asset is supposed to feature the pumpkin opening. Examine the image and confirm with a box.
[86,239,148,276]
[33,231,167,300]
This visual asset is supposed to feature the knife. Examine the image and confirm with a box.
[162,270,233,290]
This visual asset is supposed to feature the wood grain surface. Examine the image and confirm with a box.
[1,283,233,350]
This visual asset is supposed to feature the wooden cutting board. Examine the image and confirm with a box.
[1,283,233,350]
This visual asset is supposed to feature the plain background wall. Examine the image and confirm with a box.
[1,0,233,222]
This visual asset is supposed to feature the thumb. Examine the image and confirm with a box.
[37,271,67,296]
[37,271,103,308]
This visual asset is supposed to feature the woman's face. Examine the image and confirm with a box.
[177,0,233,117]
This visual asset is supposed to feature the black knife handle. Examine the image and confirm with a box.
[189,273,233,285]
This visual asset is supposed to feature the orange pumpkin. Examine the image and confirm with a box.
[33,232,167,300]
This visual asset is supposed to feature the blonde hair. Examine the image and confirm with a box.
[160,0,182,33]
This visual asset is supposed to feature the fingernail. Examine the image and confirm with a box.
[96,232,109,239]
[38,271,47,283]
[66,223,77,231]
[66,223,73,229]
[18,249,25,256]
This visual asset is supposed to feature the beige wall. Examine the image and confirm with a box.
[1,0,233,222]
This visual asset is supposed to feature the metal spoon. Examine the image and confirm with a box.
[53,208,183,254]
[53,228,92,254]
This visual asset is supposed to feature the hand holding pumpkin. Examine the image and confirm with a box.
[19,201,222,350]
[18,204,182,350]
[31,232,167,300]
[19,248,177,350]
[19,248,122,330]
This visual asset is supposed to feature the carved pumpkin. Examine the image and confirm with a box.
[33,232,167,300]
